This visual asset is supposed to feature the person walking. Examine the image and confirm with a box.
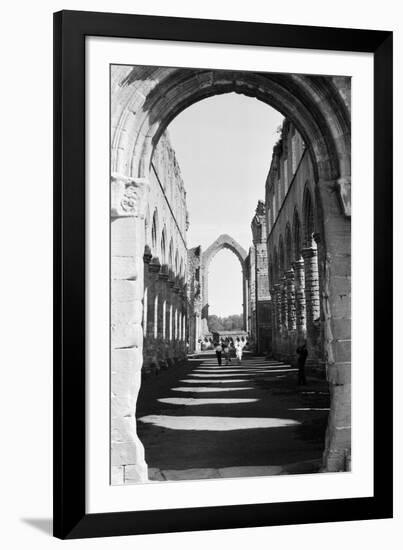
[222,340,231,366]
[214,342,222,366]
[296,342,308,385]
[235,338,245,365]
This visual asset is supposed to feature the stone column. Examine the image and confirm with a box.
[200,262,209,336]
[167,271,175,365]
[274,283,282,334]
[143,246,152,341]
[280,275,288,332]
[270,287,277,332]
[159,265,169,367]
[173,278,180,361]
[293,257,307,340]
[195,314,200,351]
[270,287,277,355]
[243,274,249,332]
[148,258,161,346]
[110,174,149,485]
[285,269,296,331]
[302,245,320,332]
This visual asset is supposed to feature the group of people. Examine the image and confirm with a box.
[214,338,246,366]
[213,338,309,386]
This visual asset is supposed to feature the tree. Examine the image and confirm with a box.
[207,315,224,332]
[208,314,243,332]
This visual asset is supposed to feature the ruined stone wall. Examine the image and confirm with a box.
[248,247,257,348]
[266,120,327,366]
[142,133,189,374]
[187,246,202,352]
[251,201,273,354]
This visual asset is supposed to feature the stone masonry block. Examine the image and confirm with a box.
[111,299,143,327]
[327,362,351,385]
[112,279,144,303]
[111,217,137,256]
[331,339,351,363]
[111,466,124,485]
[111,441,139,466]
[111,321,143,349]
[330,318,351,341]
[111,255,137,280]
[124,464,148,484]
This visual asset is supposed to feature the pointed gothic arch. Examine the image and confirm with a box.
[285,223,293,270]
[303,185,315,247]
[200,234,248,337]
[293,208,302,260]
[151,209,159,256]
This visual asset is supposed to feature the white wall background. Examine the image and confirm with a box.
[0,0,401,547]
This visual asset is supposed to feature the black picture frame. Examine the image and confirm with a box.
[53,9,393,540]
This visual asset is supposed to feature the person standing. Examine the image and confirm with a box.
[296,342,308,385]
[235,338,245,365]
[214,342,222,366]
[222,340,231,366]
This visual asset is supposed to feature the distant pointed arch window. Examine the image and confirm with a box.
[151,210,158,254]
[160,227,167,265]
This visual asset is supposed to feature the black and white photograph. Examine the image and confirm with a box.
[0,0,396,544]
[110,65,352,485]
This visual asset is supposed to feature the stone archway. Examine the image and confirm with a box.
[110,66,351,483]
[200,234,248,337]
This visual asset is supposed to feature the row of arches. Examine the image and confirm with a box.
[266,142,322,369]
[146,208,186,278]
[269,186,316,285]
[143,289,187,343]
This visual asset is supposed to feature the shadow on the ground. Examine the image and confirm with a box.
[136,356,330,472]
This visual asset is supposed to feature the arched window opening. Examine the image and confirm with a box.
[273,247,278,284]
[293,209,301,260]
[285,224,292,270]
[175,251,179,276]
[169,305,173,341]
[174,309,178,340]
[143,287,148,337]
[144,207,151,246]
[279,236,285,276]
[303,187,315,247]
[162,300,166,339]
[151,210,159,255]
[168,238,174,271]
[182,314,186,341]
[153,295,158,339]
[269,257,274,288]
[160,227,167,265]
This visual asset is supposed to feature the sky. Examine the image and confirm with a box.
[168,93,283,317]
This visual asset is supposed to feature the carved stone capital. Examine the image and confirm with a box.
[111,173,149,218]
